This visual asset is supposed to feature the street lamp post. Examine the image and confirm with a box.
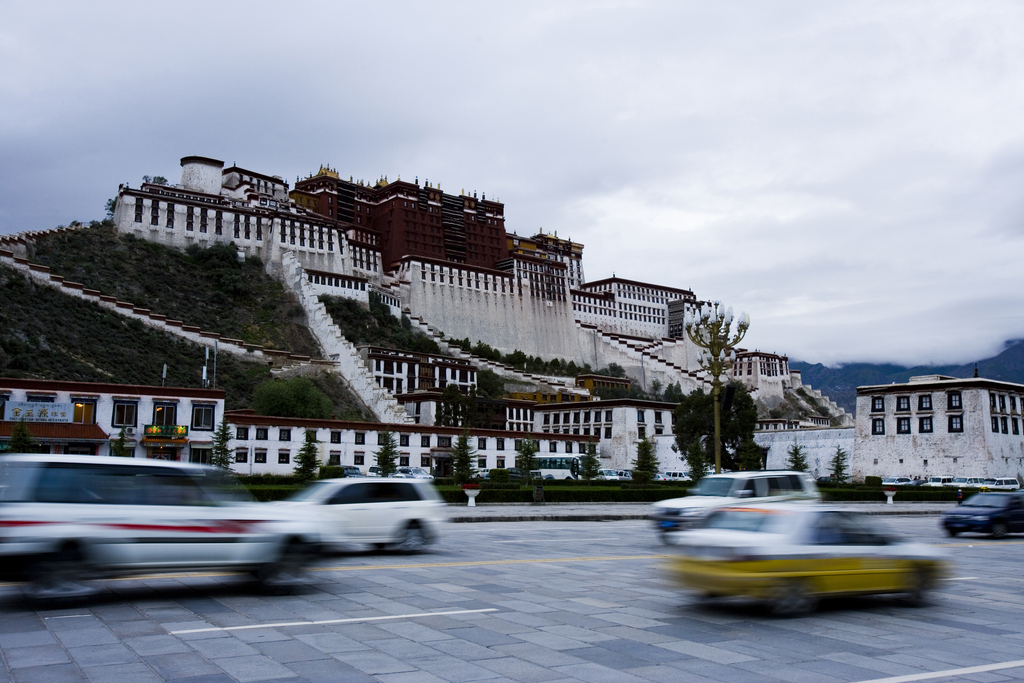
[684,302,750,474]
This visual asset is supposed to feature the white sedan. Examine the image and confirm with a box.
[277,478,446,551]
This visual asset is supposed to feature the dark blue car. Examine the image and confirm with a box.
[942,492,1024,538]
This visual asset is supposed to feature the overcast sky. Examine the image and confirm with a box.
[2,1,1023,368]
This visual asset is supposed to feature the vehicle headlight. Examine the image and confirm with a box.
[679,508,705,517]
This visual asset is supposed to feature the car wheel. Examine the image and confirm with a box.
[904,566,933,606]
[769,579,817,617]
[257,538,314,587]
[394,523,430,553]
[25,544,94,603]
[991,523,1008,539]
[658,529,675,545]
[944,527,959,537]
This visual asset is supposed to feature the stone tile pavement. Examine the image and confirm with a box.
[2,516,1023,683]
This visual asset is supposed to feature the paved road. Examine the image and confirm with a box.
[2,515,1023,683]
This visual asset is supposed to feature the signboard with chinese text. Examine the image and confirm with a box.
[144,424,189,438]
[3,402,73,423]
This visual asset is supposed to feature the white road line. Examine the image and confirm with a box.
[493,538,620,543]
[942,576,978,581]
[169,608,499,635]
[851,658,1024,683]
[44,614,92,620]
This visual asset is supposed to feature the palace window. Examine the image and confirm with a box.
[278,450,290,464]
[191,405,215,431]
[421,435,430,447]
[948,392,962,409]
[897,417,911,434]
[254,449,266,463]
[871,396,884,412]
[112,402,137,427]
[948,415,963,433]
[236,427,249,440]
[400,434,409,447]
[279,428,291,441]
[355,432,365,445]
[918,394,932,411]
[919,417,933,433]
[896,396,910,412]
[872,418,885,435]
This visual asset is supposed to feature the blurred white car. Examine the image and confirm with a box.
[650,471,820,542]
[597,469,620,480]
[0,454,321,600]
[278,478,445,551]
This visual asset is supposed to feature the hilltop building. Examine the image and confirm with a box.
[107,154,847,420]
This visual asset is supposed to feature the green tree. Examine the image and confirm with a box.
[294,430,321,482]
[105,198,117,219]
[632,437,658,483]
[829,445,848,483]
[672,384,757,471]
[515,438,539,483]
[374,429,399,477]
[7,419,34,453]
[475,369,506,399]
[786,442,809,472]
[253,377,332,419]
[685,440,709,483]
[436,384,465,427]
[736,439,764,471]
[579,442,601,481]
[110,428,131,457]
[451,429,476,484]
[209,416,234,469]
[663,382,685,403]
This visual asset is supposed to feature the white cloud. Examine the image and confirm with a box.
[2,1,1024,367]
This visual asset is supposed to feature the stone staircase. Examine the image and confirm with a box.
[0,247,321,367]
[577,322,708,391]
[280,252,411,424]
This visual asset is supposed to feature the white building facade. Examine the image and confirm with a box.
[1,378,225,462]
[854,375,1024,482]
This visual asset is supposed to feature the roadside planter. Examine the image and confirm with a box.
[883,487,897,505]
[463,483,481,506]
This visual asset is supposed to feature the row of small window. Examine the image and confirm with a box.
[989,392,1021,414]
[872,415,963,435]
[236,427,297,441]
[543,409,665,426]
[871,393,956,413]
[5,401,215,431]
[992,416,1021,435]
[231,450,293,464]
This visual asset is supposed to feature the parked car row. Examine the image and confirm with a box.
[880,476,1019,490]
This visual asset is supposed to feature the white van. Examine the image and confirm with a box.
[0,454,321,600]
[662,471,692,483]
[925,476,953,487]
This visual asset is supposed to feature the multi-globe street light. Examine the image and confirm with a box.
[684,302,750,474]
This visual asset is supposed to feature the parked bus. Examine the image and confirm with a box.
[534,456,580,480]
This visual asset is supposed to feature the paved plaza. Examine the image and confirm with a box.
[2,511,1023,683]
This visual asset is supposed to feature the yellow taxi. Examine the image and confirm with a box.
[667,504,950,616]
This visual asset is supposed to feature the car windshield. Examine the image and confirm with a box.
[963,493,1010,508]
[700,508,793,533]
[689,476,735,497]
[928,478,944,483]
[286,481,334,502]
[953,478,968,484]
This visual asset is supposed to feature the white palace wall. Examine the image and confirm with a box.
[397,263,580,361]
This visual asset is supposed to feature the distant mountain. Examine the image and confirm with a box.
[791,340,1024,414]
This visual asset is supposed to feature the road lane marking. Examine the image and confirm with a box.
[850,658,1024,683]
[492,538,621,543]
[942,576,978,581]
[169,607,499,634]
